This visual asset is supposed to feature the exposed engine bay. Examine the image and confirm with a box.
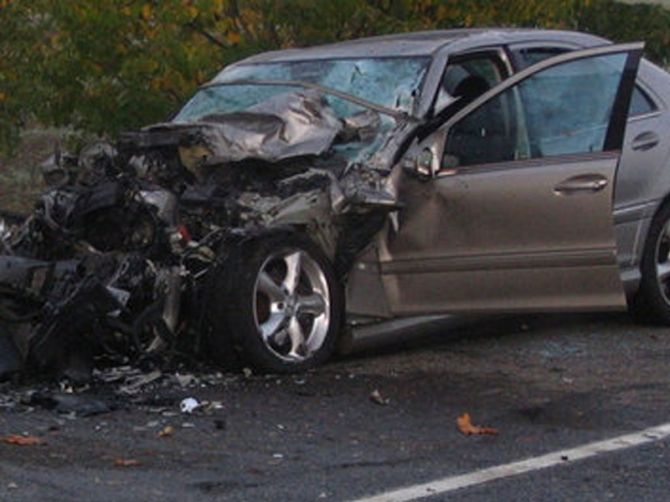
[0,89,405,380]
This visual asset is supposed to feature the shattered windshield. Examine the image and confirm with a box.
[174,57,430,121]
[174,84,303,122]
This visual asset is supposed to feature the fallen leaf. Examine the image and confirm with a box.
[158,425,175,438]
[3,434,42,446]
[456,413,499,436]
[369,389,390,406]
[114,458,141,467]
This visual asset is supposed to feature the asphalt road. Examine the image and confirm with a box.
[1,312,670,501]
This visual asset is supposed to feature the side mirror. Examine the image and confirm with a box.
[403,148,438,179]
[441,128,461,175]
[416,149,434,177]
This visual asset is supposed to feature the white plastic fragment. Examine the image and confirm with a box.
[180,397,200,414]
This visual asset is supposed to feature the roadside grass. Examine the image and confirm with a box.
[0,129,60,214]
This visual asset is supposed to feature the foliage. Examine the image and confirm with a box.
[1,0,670,153]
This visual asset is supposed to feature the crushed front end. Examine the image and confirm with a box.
[0,80,414,379]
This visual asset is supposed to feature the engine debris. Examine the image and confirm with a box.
[0,87,404,381]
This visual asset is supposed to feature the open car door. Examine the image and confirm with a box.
[375,43,643,316]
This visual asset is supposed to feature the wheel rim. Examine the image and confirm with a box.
[252,248,330,362]
[655,220,670,304]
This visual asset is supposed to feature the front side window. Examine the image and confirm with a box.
[443,53,628,169]
[514,46,655,118]
[434,54,507,113]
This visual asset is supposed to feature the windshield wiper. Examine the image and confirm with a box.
[202,79,414,121]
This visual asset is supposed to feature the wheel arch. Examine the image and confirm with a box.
[621,188,670,301]
[205,226,345,372]
[621,196,666,300]
[633,193,670,268]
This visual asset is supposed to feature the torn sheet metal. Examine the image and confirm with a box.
[126,90,343,167]
[0,82,407,381]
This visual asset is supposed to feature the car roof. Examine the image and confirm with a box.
[235,28,610,64]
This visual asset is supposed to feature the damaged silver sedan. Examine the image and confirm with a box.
[1,29,667,376]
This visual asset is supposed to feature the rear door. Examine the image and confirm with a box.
[378,43,643,315]
[508,43,667,268]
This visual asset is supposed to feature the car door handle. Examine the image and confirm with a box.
[554,175,608,195]
[631,131,660,151]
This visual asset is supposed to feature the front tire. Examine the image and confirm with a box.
[633,202,670,324]
[208,232,343,373]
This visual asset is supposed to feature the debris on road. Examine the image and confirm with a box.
[180,397,201,414]
[369,389,390,406]
[158,425,176,438]
[175,373,198,388]
[114,458,141,467]
[456,413,499,436]
[118,370,163,395]
[3,434,42,446]
[207,400,224,411]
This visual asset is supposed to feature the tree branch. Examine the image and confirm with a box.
[187,21,229,49]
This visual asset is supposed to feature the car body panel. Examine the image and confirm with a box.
[346,43,643,317]
[378,152,626,315]
[505,39,670,294]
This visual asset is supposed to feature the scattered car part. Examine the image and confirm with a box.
[180,397,201,414]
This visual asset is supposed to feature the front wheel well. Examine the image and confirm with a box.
[205,230,345,373]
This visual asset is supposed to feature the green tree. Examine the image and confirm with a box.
[2,0,670,154]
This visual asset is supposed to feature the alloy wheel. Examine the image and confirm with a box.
[252,249,330,362]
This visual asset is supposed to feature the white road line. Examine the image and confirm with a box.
[351,422,670,502]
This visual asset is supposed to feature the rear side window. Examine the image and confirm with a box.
[514,46,657,118]
[629,86,657,116]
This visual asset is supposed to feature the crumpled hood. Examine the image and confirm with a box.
[120,90,344,165]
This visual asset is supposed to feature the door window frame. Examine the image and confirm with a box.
[430,43,644,177]
[510,42,660,119]
[429,48,514,118]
